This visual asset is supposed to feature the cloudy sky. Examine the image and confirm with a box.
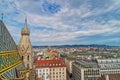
[1,0,120,46]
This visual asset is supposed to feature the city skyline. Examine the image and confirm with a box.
[1,0,120,46]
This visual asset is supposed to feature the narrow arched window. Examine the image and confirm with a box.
[22,56,23,60]
[27,55,29,61]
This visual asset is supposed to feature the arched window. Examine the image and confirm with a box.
[27,55,29,61]
[22,56,23,60]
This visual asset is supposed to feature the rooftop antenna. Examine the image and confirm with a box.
[1,13,4,21]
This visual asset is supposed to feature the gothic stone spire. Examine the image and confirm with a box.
[21,17,30,35]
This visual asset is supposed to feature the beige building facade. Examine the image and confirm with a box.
[34,58,66,80]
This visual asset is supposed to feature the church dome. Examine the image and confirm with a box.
[21,28,30,35]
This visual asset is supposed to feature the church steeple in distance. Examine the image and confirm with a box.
[18,17,33,69]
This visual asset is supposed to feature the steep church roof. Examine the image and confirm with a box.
[0,20,25,79]
[0,20,16,51]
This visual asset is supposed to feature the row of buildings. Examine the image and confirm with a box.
[63,51,120,80]
[33,44,120,80]
[72,58,120,80]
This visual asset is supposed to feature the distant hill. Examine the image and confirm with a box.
[32,44,119,48]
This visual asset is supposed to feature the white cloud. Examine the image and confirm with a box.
[1,0,120,45]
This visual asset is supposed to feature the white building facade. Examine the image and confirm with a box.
[35,58,66,80]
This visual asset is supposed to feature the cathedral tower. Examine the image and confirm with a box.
[18,18,33,69]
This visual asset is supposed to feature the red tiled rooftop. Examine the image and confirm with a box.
[34,58,66,68]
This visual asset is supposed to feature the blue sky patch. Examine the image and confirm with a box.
[42,2,61,14]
